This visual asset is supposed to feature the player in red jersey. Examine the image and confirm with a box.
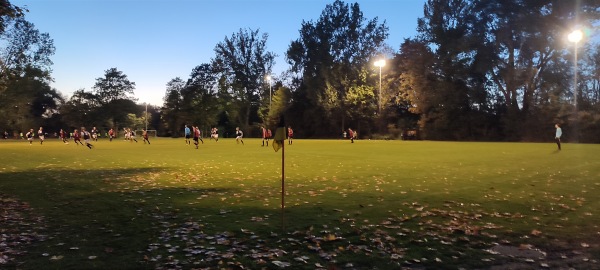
[287,127,293,145]
[72,129,84,146]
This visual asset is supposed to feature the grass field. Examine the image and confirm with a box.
[1,137,599,269]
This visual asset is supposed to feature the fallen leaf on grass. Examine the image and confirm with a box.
[49,255,64,261]
[531,229,542,236]
[272,260,291,267]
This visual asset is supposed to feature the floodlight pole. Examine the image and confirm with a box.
[374,59,386,115]
[267,75,272,111]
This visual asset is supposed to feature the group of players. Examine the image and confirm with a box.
[23,125,294,148]
[183,125,294,149]
[25,126,151,149]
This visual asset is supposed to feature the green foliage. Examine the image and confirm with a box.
[410,0,600,141]
[92,68,136,105]
[264,85,291,127]
[0,0,26,34]
[286,0,388,135]
[0,15,57,133]
[212,28,276,129]
[59,68,140,131]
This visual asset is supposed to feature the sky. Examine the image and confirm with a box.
[12,0,426,106]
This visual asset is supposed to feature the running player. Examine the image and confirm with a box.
[130,129,138,143]
[72,129,84,145]
[81,127,94,149]
[59,129,69,144]
[108,128,115,142]
[91,127,98,141]
[210,127,219,142]
[235,127,244,145]
[25,129,34,145]
[38,127,45,145]
[193,126,201,149]
[348,128,354,143]
[142,128,151,144]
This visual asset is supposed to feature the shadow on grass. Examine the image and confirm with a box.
[0,167,244,269]
[1,167,598,270]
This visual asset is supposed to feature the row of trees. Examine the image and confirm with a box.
[2,0,600,142]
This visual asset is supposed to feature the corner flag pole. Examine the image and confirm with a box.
[272,116,286,232]
[281,140,285,231]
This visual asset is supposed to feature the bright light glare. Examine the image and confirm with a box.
[374,59,386,67]
[568,29,583,43]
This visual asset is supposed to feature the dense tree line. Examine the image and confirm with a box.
[2,0,599,142]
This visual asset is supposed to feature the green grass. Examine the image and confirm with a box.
[1,138,599,269]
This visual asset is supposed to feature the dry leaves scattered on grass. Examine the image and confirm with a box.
[0,193,47,265]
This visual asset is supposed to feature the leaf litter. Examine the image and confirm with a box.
[0,193,47,266]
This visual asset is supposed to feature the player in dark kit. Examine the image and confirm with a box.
[59,129,69,144]
[72,129,84,146]
[142,128,151,144]
[81,127,94,149]
[193,126,201,149]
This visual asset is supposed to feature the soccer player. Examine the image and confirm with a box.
[129,129,138,143]
[193,126,201,149]
[210,127,219,142]
[59,129,69,144]
[38,127,45,145]
[261,126,269,147]
[81,127,94,149]
[91,127,99,141]
[235,127,244,145]
[108,128,115,142]
[348,128,354,143]
[25,129,34,145]
[72,129,83,146]
[184,125,191,145]
[287,126,294,145]
[142,128,151,144]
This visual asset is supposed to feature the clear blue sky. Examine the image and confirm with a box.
[13,0,425,106]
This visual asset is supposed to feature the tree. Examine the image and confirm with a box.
[59,89,100,129]
[286,0,388,136]
[212,28,276,130]
[180,64,220,128]
[85,68,138,130]
[265,84,292,128]
[161,77,184,136]
[92,67,136,105]
[0,0,26,34]
[0,16,56,133]
[416,0,600,140]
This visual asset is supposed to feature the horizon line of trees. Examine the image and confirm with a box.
[2,0,600,142]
